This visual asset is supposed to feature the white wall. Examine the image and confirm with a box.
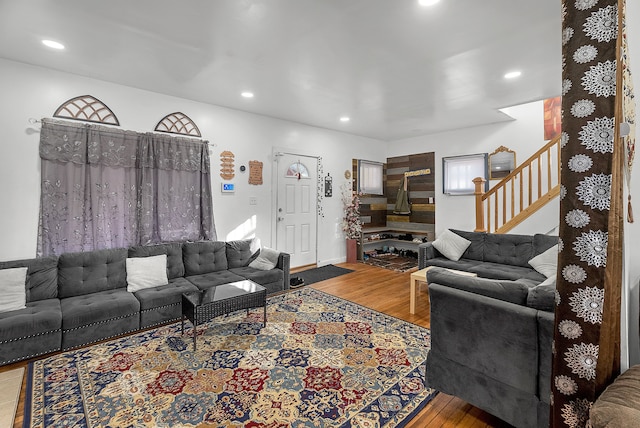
[623,1,640,367]
[387,100,559,236]
[0,58,387,265]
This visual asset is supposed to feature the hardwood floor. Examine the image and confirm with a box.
[3,262,512,427]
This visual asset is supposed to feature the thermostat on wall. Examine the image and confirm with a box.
[221,183,235,193]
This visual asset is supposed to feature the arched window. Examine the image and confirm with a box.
[286,161,310,179]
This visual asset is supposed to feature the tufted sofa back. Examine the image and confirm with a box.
[182,241,228,275]
[448,230,559,268]
[128,242,184,279]
[0,256,58,303]
[57,248,128,298]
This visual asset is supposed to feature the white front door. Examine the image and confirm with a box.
[275,153,318,268]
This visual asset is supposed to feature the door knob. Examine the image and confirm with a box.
[278,217,285,222]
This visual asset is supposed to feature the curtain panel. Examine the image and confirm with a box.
[37,118,215,256]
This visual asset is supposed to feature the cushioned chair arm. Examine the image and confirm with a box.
[277,252,291,291]
[418,242,436,269]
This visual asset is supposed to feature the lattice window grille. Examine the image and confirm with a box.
[154,112,201,137]
[53,95,120,126]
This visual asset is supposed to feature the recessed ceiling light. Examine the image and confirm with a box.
[42,39,65,50]
[504,71,522,79]
[241,92,254,98]
[418,0,440,6]
[340,117,350,122]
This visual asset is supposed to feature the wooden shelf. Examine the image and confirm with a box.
[358,228,428,260]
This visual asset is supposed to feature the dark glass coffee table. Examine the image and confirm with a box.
[181,279,267,350]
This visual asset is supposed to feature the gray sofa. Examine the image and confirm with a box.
[0,240,290,366]
[418,230,557,428]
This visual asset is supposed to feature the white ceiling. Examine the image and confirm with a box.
[0,0,563,141]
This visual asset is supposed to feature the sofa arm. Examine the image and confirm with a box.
[418,242,436,269]
[426,267,530,306]
[277,252,291,291]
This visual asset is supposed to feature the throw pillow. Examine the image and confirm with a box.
[0,267,28,313]
[248,247,280,271]
[431,229,472,261]
[126,254,169,293]
[528,244,558,278]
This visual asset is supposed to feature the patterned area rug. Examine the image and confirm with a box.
[24,288,435,427]
[362,254,419,272]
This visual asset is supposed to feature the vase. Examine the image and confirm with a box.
[346,238,358,263]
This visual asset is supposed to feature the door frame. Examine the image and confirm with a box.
[271,147,321,267]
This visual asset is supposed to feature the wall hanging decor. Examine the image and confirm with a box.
[154,112,201,137]
[248,160,263,185]
[54,95,119,125]
[543,96,562,140]
[220,151,235,180]
[317,157,325,217]
[324,173,333,197]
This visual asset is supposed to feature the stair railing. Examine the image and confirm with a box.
[474,135,561,233]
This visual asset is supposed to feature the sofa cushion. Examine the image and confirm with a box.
[0,256,58,302]
[483,233,534,267]
[61,289,140,330]
[128,242,184,279]
[528,244,558,278]
[183,241,228,275]
[0,267,27,313]
[450,229,486,261]
[226,240,258,268]
[432,229,472,261]
[230,266,284,286]
[0,299,61,342]
[426,267,530,305]
[133,277,198,311]
[589,365,640,427]
[58,248,128,298]
[185,271,246,291]
[470,262,547,282]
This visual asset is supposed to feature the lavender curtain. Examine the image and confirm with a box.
[37,118,215,256]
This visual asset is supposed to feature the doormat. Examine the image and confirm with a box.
[294,264,354,286]
[363,254,419,272]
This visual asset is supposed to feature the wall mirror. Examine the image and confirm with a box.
[489,146,516,180]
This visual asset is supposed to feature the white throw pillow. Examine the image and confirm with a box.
[539,273,557,287]
[249,247,280,271]
[126,254,169,292]
[431,229,472,261]
[528,244,558,278]
[0,267,28,313]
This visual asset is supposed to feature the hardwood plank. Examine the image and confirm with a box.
[7,262,509,427]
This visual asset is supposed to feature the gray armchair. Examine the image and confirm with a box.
[425,267,554,428]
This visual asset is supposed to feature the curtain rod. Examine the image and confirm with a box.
[27,117,217,146]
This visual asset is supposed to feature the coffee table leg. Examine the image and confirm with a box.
[193,322,197,351]
[263,304,267,327]
[181,315,184,335]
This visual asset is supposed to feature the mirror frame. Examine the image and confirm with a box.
[488,146,516,180]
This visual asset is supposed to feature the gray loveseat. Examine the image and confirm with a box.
[418,230,557,428]
[0,240,290,366]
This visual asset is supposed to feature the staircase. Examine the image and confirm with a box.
[474,135,561,233]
